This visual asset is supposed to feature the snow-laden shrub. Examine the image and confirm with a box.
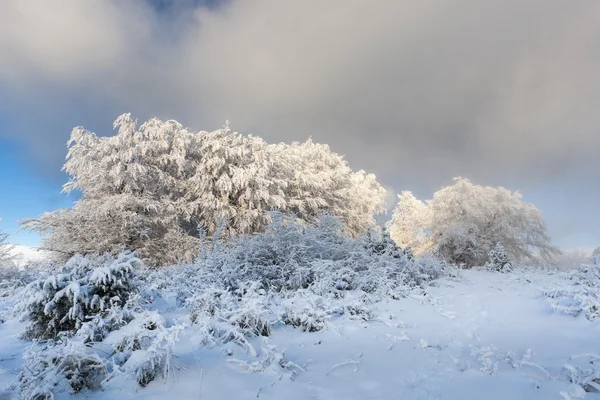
[227,343,306,379]
[403,255,448,287]
[485,243,512,272]
[17,251,141,340]
[138,213,449,351]
[22,314,180,397]
[74,301,138,344]
[18,310,183,399]
[186,282,274,356]
[189,282,272,337]
[208,213,352,292]
[543,263,600,321]
[13,252,188,397]
[19,341,106,399]
[280,289,328,332]
[562,354,600,393]
[145,213,448,302]
[103,310,184,387]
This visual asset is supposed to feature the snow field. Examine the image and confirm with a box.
[3,268,599,400]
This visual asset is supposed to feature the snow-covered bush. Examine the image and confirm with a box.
[562,355,600,394]
[409,256,449,286]
[188,282,273,337]
[17,251,141,340]
[280,290,328,332]
[485,243,512,272]
[19,341,106,399]
[141,213,448,345]
[18,309,183,399]
[227,343,306,378]
[544,263,600,321]
[144,213,448,304]
[213,214,357,292]
[190,300,263,356]
[104,310,183,387]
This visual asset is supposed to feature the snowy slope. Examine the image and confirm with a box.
[8,245,50,267]
[3,269,599,400]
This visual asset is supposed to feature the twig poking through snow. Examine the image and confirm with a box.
[569,353,600,362]
[520,361,553,380]
[189,339,205,400]
[326,359,360,375]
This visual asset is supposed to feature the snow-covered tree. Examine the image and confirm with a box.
[387,192,432,255]
[22,114,386,266]
[388,177,559,267]
[185,123,295,238]
[23,115,204,265]
[267,140,386,237]
[592,247,600,265]
[0,221,15,268]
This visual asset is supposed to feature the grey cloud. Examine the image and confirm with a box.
[0,0,599,244]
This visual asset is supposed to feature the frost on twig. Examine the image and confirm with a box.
[326,358,360,376]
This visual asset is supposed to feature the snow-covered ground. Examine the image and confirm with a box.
[2,268,599,400]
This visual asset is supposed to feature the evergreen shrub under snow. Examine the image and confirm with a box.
[17,251,141,340]
[485,243,512,272]
[17,255,183,398]
[18,310,183,399]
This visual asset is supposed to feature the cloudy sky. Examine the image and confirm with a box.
[0,0,598,249]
